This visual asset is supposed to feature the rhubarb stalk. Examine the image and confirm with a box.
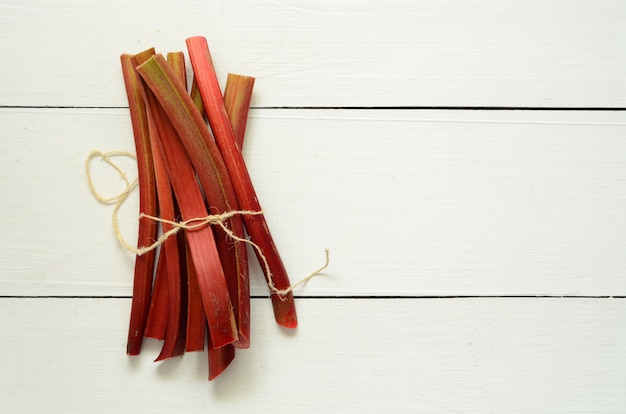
[222,72,255,345]
[144,251,168,339]
[223,73,255,149]
[186,36,297,328]
[185,239,207,352]
[190,75,246,349]
[149,51,189,360]
[148,108,186,360]
[204,72,256,377]
[120,48,159,355]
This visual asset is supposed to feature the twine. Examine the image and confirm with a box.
[85,150,329,296]
[85,150,139,253]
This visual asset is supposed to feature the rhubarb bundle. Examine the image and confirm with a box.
[119,36,297,380]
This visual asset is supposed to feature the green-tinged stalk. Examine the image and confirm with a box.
[223,73,255,150]
[190,78,205,116]
[120,49,159,355]
[186,36,297,328]
[166,52,187,90]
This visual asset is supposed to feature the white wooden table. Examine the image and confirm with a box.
[1,1,625,412]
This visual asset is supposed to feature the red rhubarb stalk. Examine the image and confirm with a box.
[137,64,238,349]
[204,72,257,377]
[149,110,186,360]
[120,48,159,355]
[189,73,243,326]
[190,76,244,349]
[144,250,168,339]
[186,36,297,328]
[190,75,247,347]
[189,77,242,349]
[184,239,207,352]
[208,327,236,380]
[222,73,255,346]
[149,51,189,360]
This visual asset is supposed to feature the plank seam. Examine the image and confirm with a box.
[2,105,626,111]
[1,295,624,299]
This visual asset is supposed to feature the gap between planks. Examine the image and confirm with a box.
[1,295,625,299]
[2,105,626,111]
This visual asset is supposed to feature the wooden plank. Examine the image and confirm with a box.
[2,0,626,107]
[1,108,625,296]
[1,297,624,413]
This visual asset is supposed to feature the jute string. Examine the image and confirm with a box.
[85,150,329,296]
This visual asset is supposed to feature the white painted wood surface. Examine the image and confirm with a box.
[1,1,625,412]
[2,109,625,296]
[2,298,625,413]
[2,0,626,107]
